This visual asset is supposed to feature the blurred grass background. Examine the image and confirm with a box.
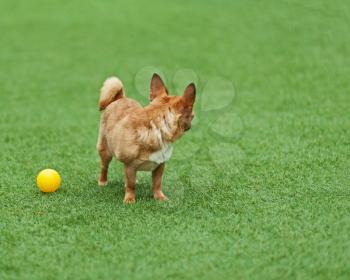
[0,0,350,279]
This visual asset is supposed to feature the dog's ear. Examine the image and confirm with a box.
[183,83,196,106]
[150,73,168,101]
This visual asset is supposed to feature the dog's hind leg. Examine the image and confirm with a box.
[97,137,112,186]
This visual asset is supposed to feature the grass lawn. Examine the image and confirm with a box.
[1,0,350,279]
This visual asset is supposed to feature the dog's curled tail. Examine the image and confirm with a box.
[99,77,125,110]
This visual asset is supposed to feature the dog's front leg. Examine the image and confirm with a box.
[124,165,137,203]
[152,163,168,201]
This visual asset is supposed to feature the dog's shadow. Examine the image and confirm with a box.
[82,175,186,214]
[86,176,154,203]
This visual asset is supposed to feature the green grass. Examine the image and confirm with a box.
[1,0,350,279]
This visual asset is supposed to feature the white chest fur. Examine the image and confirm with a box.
[149,144,173,164]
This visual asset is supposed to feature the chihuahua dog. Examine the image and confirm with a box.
[97,74,196,203]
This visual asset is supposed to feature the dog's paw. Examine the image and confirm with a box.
[123,194,136,204]
[98,180,108,187]
[154,191,168,201]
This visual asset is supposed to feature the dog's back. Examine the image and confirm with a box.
[97,77,142,163]
[101,98,142,135]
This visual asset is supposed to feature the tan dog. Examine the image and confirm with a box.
[97,74,196,203]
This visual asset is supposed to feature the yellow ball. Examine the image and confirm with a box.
[36,169,61,193]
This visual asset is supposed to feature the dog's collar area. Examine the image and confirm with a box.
[149,144,173,164]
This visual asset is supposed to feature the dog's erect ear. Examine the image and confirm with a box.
[150,73,168,101]
[183,83,196,106]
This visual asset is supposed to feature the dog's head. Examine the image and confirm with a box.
[150,73,196,133]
